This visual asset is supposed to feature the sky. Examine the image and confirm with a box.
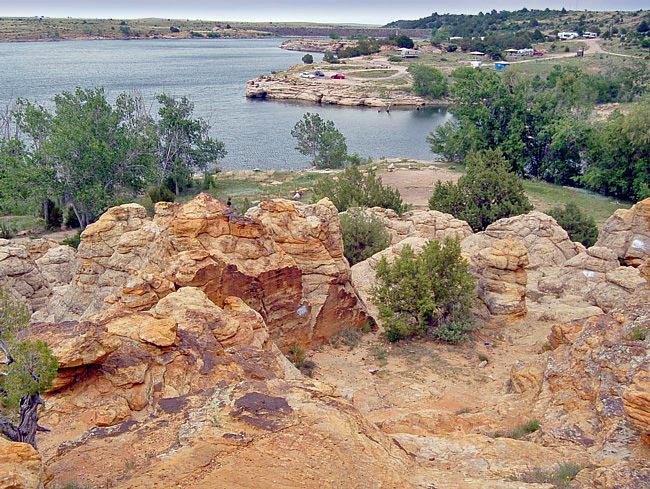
[0,1,647,25]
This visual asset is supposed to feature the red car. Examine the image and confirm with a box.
[331,74,346,79]
[533,51,544,56]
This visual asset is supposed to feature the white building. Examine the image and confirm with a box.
[399,48,419,58]
[583,31,598,39]
[558,32,579,40]
[517,48,534,56]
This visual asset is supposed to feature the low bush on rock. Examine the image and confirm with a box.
[312,165,408,214]
[517,462,581,488]
[340,208,391,266]
[428,150,533,231]
[549,202,598,247]
[286,345,316,377]
[372,237,476,343]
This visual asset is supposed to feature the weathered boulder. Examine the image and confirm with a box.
[470,238,528,317]
[34,195,369,348]
[34,245,77,287]
[364,207,473,245]
[537,246,649,312]
[624,368,650,444]
[0,439,47,489]
[596,197,650,267]
[461,211,583,270]
[0,238,68,312]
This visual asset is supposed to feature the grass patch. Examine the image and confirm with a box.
[493,419,541,439]
[329,329,364,350]
[371,346,388,367]
[517,462,582,488]
[347,69,399,79]
[522,180,629,225]
[286,345,316,377]
[0,215,42,235]
[628,326,647,341]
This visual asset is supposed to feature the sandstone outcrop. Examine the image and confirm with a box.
[246,75,433,108]
[537,246,649,312]
[34,195,369,348]
[471,238,528,317]
[34,287,413,488]
[597,197,650,267]
[0,238,74,313]
[0,439,47,489]
[364,207,473,244]
[461,211,583,270]
[532,301,650,467]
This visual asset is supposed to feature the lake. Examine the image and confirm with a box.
[0,38,452,170]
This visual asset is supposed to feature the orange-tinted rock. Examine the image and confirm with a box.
[597,197,650,267]
[0,439,46,489]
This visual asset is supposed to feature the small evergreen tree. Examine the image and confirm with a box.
[0,289,58,448]
[312,165,407,214]
[302,54,314,64]
[428,150,533,231]
[372,237,476,343]
[340,208,391,266]
[549,202,599,247]
[291,113,348,169]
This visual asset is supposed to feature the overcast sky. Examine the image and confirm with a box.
[0,1,647,24]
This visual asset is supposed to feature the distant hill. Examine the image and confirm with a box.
[385,8,649,38]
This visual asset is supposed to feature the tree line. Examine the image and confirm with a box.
[0,88,225,229]
[428,65,650,202]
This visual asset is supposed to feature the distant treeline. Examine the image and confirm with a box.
[386,8,650,38]
[230,25,432,39]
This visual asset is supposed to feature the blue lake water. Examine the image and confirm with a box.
[0,38,452,170]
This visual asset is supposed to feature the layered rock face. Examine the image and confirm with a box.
[246,75,432,108]
[34,287,413,488]
[34,194,369,348]
[471,238,529,317]
[364,207,473,244]
[0,238,75,313]
[597,197,650,267]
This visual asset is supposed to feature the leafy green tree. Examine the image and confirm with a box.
[329,32,340,40]
[312,165,407,213]
[340,208,391,266]
[291,113,348,169]
[156,94,226,195]
[394,35,415,48]
[580,101,650,201]
[0,289,58,448]
[408,64,448,98]
[13,88,158,228]
[372,237,476,343]
[428,150,533,231]
[549,202,599,247]
[302,54,314,64]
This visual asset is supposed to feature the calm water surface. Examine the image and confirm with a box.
[0,38,452,170]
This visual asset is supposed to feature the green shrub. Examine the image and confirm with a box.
[302,54,314,64]
[372,237,476,343]
[43,199,62,230]
[0,222,16,239]
[286,345,316,377]
[61,231,81,249]
[202,172,216,190]
[312,166,408,214]
[147,185,176,204]
[428,150,533,231]
[508,419,541,438]
[549,202,598,247]
[408,64,449,98]
[387,55,403,62]
[340,208,391,266]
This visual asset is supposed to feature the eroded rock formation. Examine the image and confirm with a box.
[597,197,650,267]
[34,195,369,348]
[0,438,47,489]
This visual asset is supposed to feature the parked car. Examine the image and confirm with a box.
[300,72,315,79]
[331,73,346,79]
[533,51,544,56]
[314,70,325,77]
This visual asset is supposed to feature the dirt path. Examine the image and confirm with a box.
[378,162,461,207]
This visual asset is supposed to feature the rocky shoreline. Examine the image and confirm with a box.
[246,75,442,108]
[279,38,357,53]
